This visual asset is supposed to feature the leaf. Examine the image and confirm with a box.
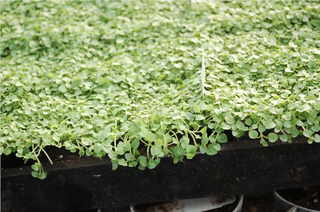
[94,143,103,153]
[217,133,228,143]
[138,156,147,167]
[235,121,246,130]
[148,160,157,169]
[39,172,47,180]
[58,85,67,93]
[145,131,156,142]
[193,105,201,113]
[125,153,134,161]
[108,152,118,160]
[200,146,207,154]
[249,130,259,139]
[279,133,288,142]
[268,133,278,143]
[118,158,127,166]
[174,63,183,69]
[213,143,221,151]
[225,115,235,125]
[176,147,185,156]
[258,125,266,133]
[98,128,110,141]
[31,171,39,178]
[303,129,313,138]
[245,119,252,126]
[263,120,276,129]
[207,144,218,155]
[221,122,231,130]
[283,112,291,121]
[308,61,317,69]
[151,146,163,157]
[112,162,118,170]
[186,145,196,159]
[260,138,268,147]
[185,112,194,120]
[29,40,37,48]
[195,115,205,120]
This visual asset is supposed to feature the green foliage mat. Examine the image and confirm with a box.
[1,0,320,179]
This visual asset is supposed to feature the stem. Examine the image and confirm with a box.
[40,147,53,165]
[188,130,198,146]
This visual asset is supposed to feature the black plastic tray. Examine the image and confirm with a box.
[2,137,320,212]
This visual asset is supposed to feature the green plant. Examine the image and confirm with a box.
[1,0,319,179]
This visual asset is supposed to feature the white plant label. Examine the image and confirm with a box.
[201,47,205,99]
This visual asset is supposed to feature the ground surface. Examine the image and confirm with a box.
[78,192,286,212]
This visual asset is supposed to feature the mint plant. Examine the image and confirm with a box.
[1,0,319,179]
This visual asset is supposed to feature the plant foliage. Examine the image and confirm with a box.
[1,0,320,179]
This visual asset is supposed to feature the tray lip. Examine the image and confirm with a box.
[1,136,314,179]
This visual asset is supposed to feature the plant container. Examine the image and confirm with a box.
[2,136,320,212]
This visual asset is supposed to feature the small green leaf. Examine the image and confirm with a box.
[31,163,39,171]
[193,105,201,113]
[280,134,288,142]
[186,145,196,159]
[200,146,207,154]
[217,133,228,143]
[39,172,47,180]
[138,156,147,167]
[148,160,157,169]
[258,125,266,133]
[98,129,110,141]
[268,133,278,143]
[195,115,205,120]
[112,161,118,170]
[249,130,259,139]
[207,144,218,155]
[297,120,304,126]
[58,85,67,93]
[94,143,103,153]
[31,171,39,178]
[176,147,185,156]
[118,159,127,166]
[145,131,156,142]
[221,122,231,130]
[29,40,37,48]
[151,146,163,156]
[245,118,252,126]
[225,115,235,124]
[235,121,246,130]
[283,112,291,121]
[213,143,221,151]
[303,129,313,138]
[125,153,134,161]
[260,138,268,147]
[185,112,194,120]
[108,152,118,160]
[263,120,276,129]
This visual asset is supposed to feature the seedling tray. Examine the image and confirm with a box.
[2,136,320,212]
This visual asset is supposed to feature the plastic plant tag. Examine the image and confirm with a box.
[201,47,205,99]
[146,195,236,212]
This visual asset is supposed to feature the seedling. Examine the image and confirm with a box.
[1,0,319,179]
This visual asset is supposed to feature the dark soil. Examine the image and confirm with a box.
[277,186,320,210]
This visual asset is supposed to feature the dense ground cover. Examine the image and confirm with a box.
[1,0,320,179]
